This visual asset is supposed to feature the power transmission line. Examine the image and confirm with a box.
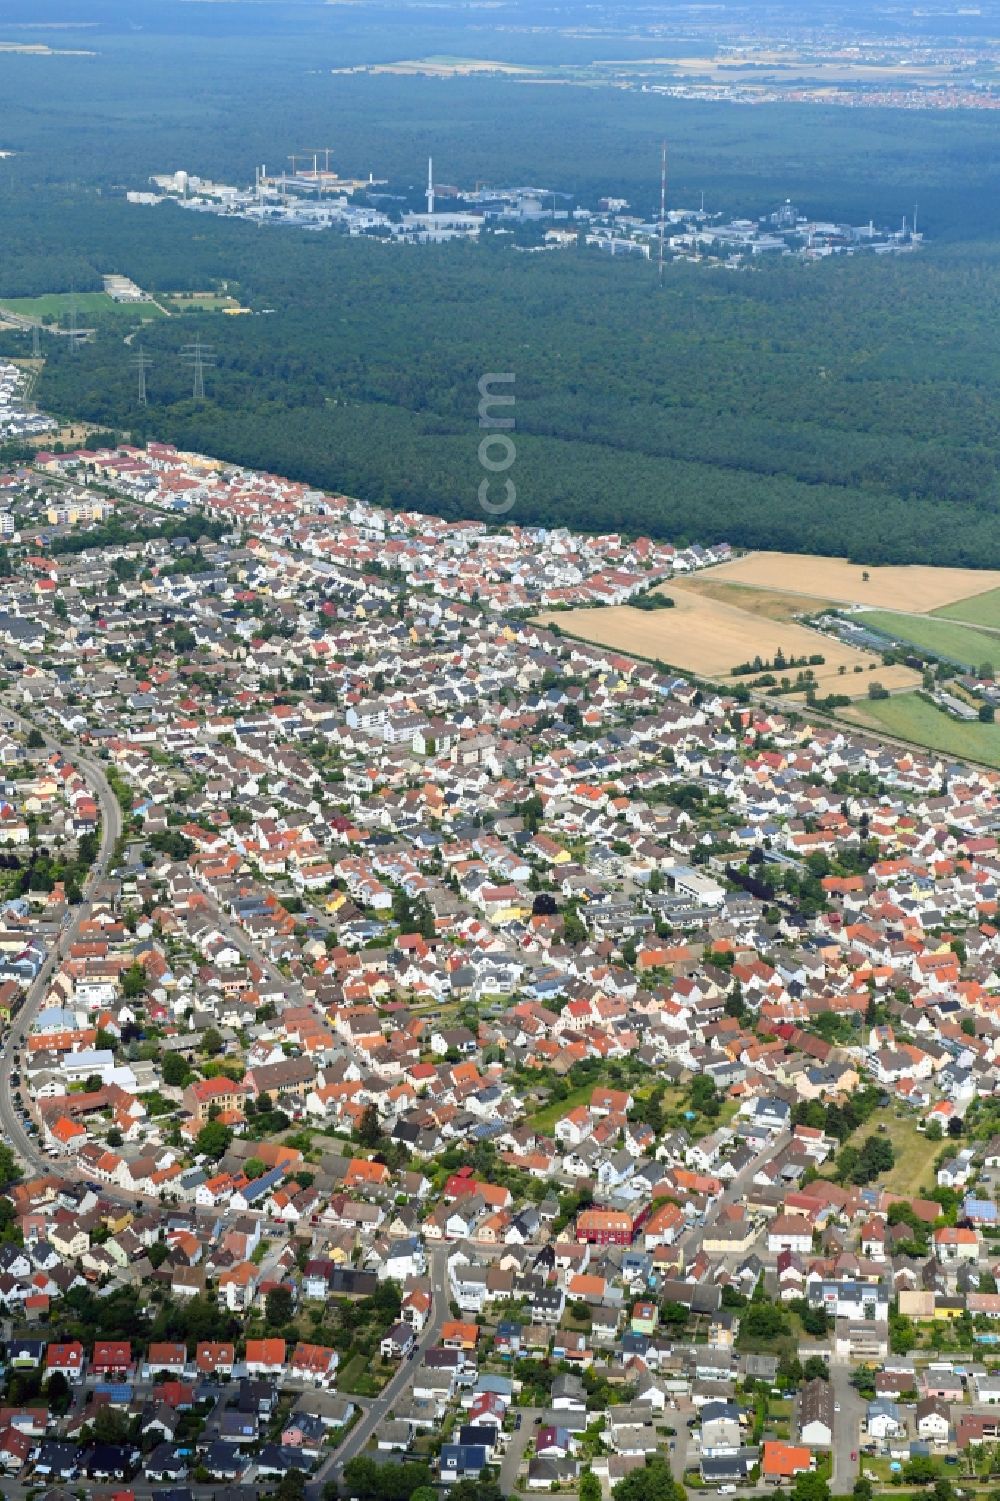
[131,346,152,407]
[181,337,214,400]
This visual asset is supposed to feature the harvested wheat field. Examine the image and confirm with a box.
[536,588,921,698]
[702,552,1000,613]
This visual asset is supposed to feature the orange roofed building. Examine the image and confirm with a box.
[762,1442,813,1481]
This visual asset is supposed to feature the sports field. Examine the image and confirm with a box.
[161,291,247,314]
[0,292,116,320]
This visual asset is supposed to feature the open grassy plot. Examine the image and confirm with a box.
[689,1096,740,1138]
[933,586,1000,632]
[674,577,832,623]
[527,1081,597,1133]
[0,294,165,340]
[529,1078,692,1134]
[844,692,1000,768]
[856,610,1000,669]
[338,1353,389,1396]
[26,422,99,448]
[703,552,1000,613]
[832,1110,936,1196]
[0,292,117,321]
[162,291,247,313]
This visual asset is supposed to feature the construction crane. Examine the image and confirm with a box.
[304,148,335,174]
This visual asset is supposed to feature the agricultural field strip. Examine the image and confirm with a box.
[701,552,1000,614]
[538,580,922,698]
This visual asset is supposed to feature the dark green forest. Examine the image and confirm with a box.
[2,2,1000,562]
[30,221,1000,564]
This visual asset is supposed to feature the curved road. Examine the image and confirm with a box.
[0,703,122,1177]
[0,703,453,1496]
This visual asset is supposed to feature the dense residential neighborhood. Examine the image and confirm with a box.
[0,427,994,1501]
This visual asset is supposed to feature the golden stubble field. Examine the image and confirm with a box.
[701,552,1000,613]
[534,553,1000,701]
[536,587,921,696]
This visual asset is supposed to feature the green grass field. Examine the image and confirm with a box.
[0,291,164,324]
[848,691,1000,768]
[338,1353,389,1396]
[933,586,1000,632]
[528,1081,599,1133]
[162,292,240,313]
[0,292,116,320]
[830,1109,935,1196]
[859,609,1000,669]
[528,1076,735,1137]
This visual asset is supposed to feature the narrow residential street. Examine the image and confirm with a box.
[313,1244,450,1489]
[497,1407,542,1493]
[830,1360,865,1490]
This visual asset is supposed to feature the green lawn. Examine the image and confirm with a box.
[858,609,1000,669]
[934,586,1000,632]
[0,291,165,324]
[527,1073,738,1138]
[831,1108,936,1196]
[338,1353,389,1396]
[0,291,116,320]
[528,1081,599,1133]
[162,291,241,312]
[847,691,1000,768]
[688,1095,740,1139]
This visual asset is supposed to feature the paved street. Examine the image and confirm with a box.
[313,1244,450,1488]
[0,704,122,1179]
[831,1360,865,1490]
[497,1407,542,1493]
[676,1130,792,1261]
